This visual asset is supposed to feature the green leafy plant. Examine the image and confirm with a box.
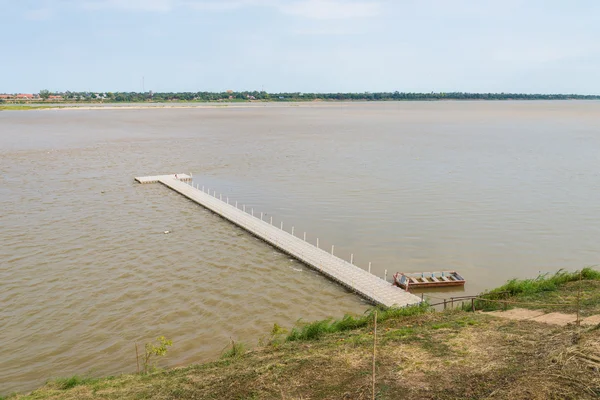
[269,323,288,347]
[141,336,173,374]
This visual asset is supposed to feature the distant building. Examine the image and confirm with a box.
[226,90,233,94]
[0,94,11,99]
[16,94,34,99]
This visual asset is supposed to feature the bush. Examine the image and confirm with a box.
[286,303,430,342]
[488,268,598,298]
[470,267,599,311]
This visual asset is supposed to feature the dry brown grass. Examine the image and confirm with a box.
[9,310,600,400]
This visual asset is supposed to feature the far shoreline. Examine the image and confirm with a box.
[2,98,600,112]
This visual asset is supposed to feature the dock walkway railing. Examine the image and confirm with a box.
[137,174,421,308]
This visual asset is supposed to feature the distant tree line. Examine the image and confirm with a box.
[80,91,600,102]
[2,91,599,103]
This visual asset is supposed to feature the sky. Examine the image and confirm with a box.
[1,0,599,94]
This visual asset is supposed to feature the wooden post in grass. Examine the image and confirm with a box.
[471,298,475,312]
[577,270,582,326]
[135,343,140,374]
[444,299,447,310]
[372,310,377,400]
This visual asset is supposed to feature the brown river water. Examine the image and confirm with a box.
[1,101,599,394]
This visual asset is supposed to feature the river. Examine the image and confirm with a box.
[1,101,599,394]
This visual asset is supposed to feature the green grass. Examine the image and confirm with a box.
[50,375,101,390]
[493,267,600,295]
[220,340,247,359]
[286,303,430,341]
[0,105,57,111]
[469,267,600,313]
[0,105,35,111]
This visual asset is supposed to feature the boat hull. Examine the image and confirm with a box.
[393,271,466,290]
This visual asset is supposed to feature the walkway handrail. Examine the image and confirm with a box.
[136,175,422,308]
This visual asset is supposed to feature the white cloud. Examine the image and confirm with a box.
[78,0,381,19]
[82,0,175,12]
[292,27,361,35]
[492,44,594,66]
[24,7,54,20]
[183,0,263,12]
[279,0,380,19]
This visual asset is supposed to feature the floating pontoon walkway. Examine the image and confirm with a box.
[136,174,421,308]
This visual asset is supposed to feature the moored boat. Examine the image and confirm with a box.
[393,271,466,290]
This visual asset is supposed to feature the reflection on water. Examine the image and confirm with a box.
[1,101,600,394]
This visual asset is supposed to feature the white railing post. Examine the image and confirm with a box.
[202,185,204,192]
[303,232,306,241]
[368,262,372,273]
[350,254,354,264]
[260,212,263,220]
[252,208,254,216]
[280,222,283,230]
[220,194,222,200]
[291,226,294,236]
[317,238,319,248]
[235,201,238,208]
[331,245,334,255]
[243,205,246,212]
[270,216,273,225]
[384,270,388,281]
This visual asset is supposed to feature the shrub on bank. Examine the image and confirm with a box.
[286,303,430,342]
[470,267,600,311]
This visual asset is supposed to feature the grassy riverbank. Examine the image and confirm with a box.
[0,105,58,111]
[470,267,600,315]
[5,268,600,399]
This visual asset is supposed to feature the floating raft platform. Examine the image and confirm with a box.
[135,174,422,308]
[135,174,192,184]
[393,271,466,290]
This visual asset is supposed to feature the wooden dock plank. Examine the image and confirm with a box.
[140,176,421,308]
